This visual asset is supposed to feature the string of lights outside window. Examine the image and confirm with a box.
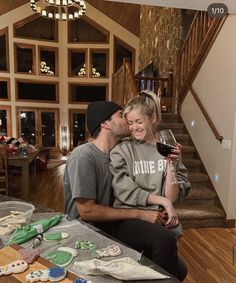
[30,0,86,21]
[77,64,101,77]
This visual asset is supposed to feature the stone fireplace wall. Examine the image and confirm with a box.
[139,6,194,77]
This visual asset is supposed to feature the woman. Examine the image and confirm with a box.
[110,90,191,280]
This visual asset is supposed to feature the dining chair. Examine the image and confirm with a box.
[0,146,9,195]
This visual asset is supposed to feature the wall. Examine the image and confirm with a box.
[0,3,139,148]
[139,6,182,77]
[181,15,236,219]
[139,6,195,77]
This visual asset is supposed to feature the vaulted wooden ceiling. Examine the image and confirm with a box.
[0,0,140,36]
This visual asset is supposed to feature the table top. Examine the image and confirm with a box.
[7,151,39,160]
[0,195,180,283]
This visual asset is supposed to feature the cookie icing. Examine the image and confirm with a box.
[0,260,28,276]
[26,266,66,282]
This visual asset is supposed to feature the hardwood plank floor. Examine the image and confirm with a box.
[10,162,236,283]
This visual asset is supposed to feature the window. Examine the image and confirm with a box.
[0,78,10,100]
[0,106,11,136]
[90,49,109,78]
[69,109,87,149]
[14,14,58,41]
[114,37,135,73]
[69,84,107,103]
[68,49,87,77]
[68,16,109,43]
[17,108,59,148]
[14,43,36,74]
[16,80,58,102]
[39,46,58,76]
[0,27,9,72]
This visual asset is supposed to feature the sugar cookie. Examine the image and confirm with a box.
[19,248,40,264]
[95,245,121,258]
[46,247,78,267]
[43,232,69,242]
[0,260,28,276]
[26,266,66,282]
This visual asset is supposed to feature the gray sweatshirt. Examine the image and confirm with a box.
[110,139,191,209]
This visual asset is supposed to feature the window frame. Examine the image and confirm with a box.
[68,48,88,77]
[14,42,36,75]
[0,77,10,101]
[89,48,109,78]
[0,27,10,73]
[15,79,59,103]
[68,82,108,104]
[38,45,59,77]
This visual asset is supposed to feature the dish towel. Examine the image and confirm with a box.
[73,257,170,281]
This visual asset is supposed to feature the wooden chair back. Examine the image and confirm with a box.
[0,146,9,195]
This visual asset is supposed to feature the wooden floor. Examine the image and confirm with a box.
[10,162,236,283]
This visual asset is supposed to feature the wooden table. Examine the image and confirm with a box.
[0,194,180,283]
[7,152,38,200]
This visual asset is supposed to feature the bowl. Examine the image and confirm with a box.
[0,201,35,226]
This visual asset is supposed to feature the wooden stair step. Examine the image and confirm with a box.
[182,158,202,172]
[185,186,216,200]
[182,158,201,167]
[176,203,225,219]
[174,133,190,145]
[160,123,185,134]
[176,204,226,228]
[162,113,179,123]
[182,145,196,158]
[188,173,208,183]
[182,145,195,153]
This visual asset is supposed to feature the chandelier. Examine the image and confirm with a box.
[30,0,86,21]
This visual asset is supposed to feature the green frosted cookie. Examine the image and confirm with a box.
[46,247,78,267]
[43,232,69,242]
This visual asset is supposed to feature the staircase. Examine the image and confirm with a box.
[112,11,229,228]
[161,113,226,228]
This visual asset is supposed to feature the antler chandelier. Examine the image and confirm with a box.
[30,0,86,21]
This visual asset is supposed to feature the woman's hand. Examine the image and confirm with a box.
[139,209,167,224]
[166,143,182,163]
[147,195,179,228]
[162,200,179,228]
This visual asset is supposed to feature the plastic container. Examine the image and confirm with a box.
[0,201,35,225]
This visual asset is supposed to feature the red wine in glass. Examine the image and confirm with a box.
[156,129,179,184]
[156,142,175,157]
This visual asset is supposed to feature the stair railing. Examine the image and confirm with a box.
[175,11,226,105]
[174,10,226,142]
[112,59,174,112]
[112,58,138,107]
[188,84,223,142]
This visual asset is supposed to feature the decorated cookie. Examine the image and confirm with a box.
[95,245,121,258]
[19,248,40,264]
[26,266,66,282]
[75,240,96,250]
[44,232,69,242]
[73,279,93,283]
[47,247,78,267]
[0,260,28,276]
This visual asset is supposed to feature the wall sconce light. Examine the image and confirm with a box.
[61,125,68,155]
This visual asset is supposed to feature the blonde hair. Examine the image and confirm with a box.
[123,90,161,128]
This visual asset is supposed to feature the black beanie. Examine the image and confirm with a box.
[86,101,122,135]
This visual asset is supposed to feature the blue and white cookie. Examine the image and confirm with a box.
[26,266,66,282]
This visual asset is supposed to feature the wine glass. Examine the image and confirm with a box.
[156,129,179,184]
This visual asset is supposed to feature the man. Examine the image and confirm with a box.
[63,101,187,281]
